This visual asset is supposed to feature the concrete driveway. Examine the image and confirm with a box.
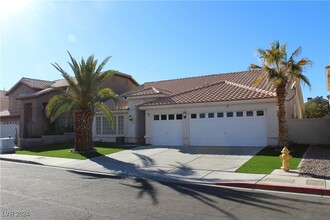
[111,146,261,171]
[86,145,263,181]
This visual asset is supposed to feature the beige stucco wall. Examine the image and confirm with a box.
[126,98,152,143]
[285,82,305,120]
[0,99,9,111]
[288,118,330,145]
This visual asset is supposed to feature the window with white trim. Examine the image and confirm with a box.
[95,115,124,136]
[102,117,111,135]
[118,116,124,135]
[96,117,101,135]
[110,118,116,135]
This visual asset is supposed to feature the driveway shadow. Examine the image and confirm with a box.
[128,145,263,156]
[86,151,199,180]
[179,146,263,156]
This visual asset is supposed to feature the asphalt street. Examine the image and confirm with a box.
[1,161,330,220]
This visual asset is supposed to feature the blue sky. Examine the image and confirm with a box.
[1,0,329,101]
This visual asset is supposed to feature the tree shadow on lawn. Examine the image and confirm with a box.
[19,142,74,152]
[18,142,133,155]
[68,151,329,217]
[255,145,310,158]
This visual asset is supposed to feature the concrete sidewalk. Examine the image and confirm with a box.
[1,146,329,196]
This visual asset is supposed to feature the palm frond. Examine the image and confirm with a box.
[95,102,115,127]
[45,95,72,122]
[95,88,118,102]
[249,64,261,70]
[252,77,263,87]
[295,73,311,88]
[296,58,313,67]
[95,56,112,74]
[289,46,302,60]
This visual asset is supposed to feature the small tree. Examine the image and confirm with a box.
[305,102,328,118]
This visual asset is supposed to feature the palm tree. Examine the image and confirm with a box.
[46,52,117,153]
[250,40,312,147]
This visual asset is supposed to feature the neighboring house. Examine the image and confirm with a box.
[103,69,304,147]
[1,78,54,139]
[3,77,54,139]
[0,90,15,138]
[305,96,330,118]
[2,73,138,146]
[0,90,9,111]
[306,96,330,110]
[4,69,304,147]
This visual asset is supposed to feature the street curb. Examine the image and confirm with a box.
[2,157,329,196]
[0,157,43,165]
[215,182,330,196]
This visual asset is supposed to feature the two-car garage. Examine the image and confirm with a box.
[149,110,268,147]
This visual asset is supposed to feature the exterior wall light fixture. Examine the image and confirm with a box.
[129,115,133,121]
[183,111,187,118]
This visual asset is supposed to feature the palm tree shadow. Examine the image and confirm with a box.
[132,152,156,167]
[69,151,330,216]
[121,178,158,205]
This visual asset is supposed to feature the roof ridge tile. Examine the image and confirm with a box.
[225,81,276,96]
[144,70,260,84]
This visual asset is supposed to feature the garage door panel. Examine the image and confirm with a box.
[152,120,183,146]
[189,112,267,147]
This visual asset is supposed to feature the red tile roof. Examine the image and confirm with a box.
[124,87,173,97]
[127,70,276,107]
[20,77,54,89]
[6,77,54,95]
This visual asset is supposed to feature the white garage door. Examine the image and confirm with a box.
[152,113,183,146]
[189,110,267,147]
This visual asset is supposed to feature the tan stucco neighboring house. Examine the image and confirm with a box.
[0,90,9,112]
[2,72,139,146]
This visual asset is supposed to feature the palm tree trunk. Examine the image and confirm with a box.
[73,109,95,152]
[276,84,289,147]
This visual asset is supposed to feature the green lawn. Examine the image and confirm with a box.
[15,142,135,160]
[236,145,310,174]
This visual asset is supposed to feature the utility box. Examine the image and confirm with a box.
[0,137,15,153]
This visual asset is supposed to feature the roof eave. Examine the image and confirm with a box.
[139,97,276,110]
[126,94,169,100]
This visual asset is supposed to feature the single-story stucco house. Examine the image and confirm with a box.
[1,69,305,147]
[94,69,305,147]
